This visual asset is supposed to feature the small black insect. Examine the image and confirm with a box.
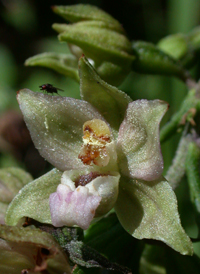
[39,84,64,95]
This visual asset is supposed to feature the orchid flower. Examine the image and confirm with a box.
[6,56,193,255]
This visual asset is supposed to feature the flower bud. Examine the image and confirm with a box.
[51,4,135,86]
[132,41,189,82]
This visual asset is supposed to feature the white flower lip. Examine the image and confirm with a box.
[49,170,120,229]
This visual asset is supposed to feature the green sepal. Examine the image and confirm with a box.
[5,168,62,226]
[53,23,134,66]
[79,56,132,134]
[0,224,70,274]
[115,176,193,255]
[52,4,125,34]
[25,52,79,82]
[132,41,189,82]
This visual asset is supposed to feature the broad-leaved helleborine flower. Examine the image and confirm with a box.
[6,56,193,255]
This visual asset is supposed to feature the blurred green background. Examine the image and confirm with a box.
[1,0,200,255]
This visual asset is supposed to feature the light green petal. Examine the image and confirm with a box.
[79,56,132,134]
[5,168,62,226]
[117,100,168,181]
[17,89,104,171]
[115,177,193,255]
[25,52,79,82]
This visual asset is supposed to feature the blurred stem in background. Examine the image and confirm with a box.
[166,0,200,169]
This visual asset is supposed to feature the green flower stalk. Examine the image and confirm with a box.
[6,56,193,256]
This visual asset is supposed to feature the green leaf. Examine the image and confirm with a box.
[132,41,190,82]
[25,52,79,82]
[17,88,104,171]
[117,100,168,181]
[140,244,200,274]
[5,168,62,226]
[52,4,124,33]
[140,245,166,274]
[0,224,70,274]
[53,23,134,66]
[84,213,143,271]
[79,56,132,134]
[115,176,193,255]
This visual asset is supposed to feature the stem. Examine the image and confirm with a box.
[160,88,200,143]
[165,134,192,189]
[185,141,200,213]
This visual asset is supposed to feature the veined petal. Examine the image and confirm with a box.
[50,170,120,229]
[17,89,105,171]
[115,176,193,255]
[117,100,168,181]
